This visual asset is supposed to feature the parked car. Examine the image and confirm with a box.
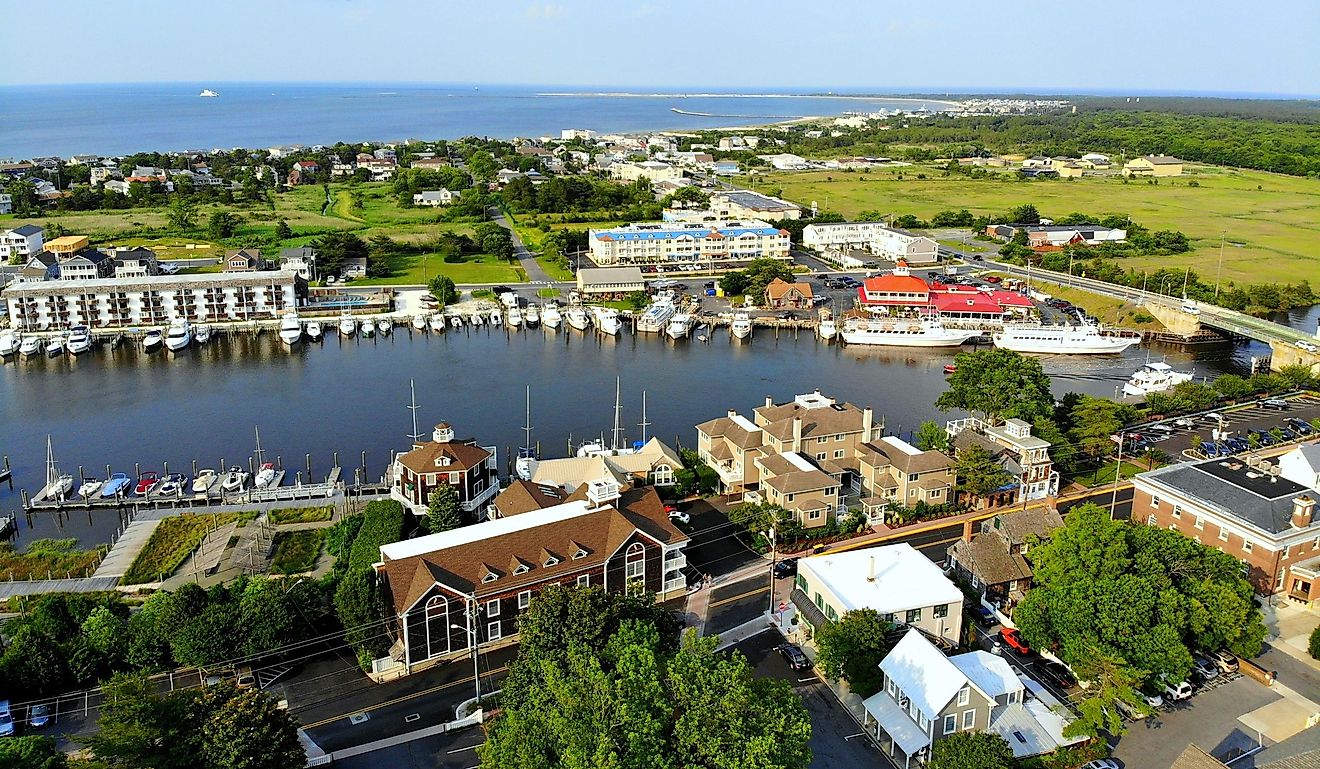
[998,627,1031,655]
[968,603,996,625]
[772,558,798,579]
[1209,650,1239,674]
[236,666,257,690]
[985,275,1002,283]
[776,643,810,670]
[1162,678,1194,701]
[666,506,690,525]
[1200,441,1223,458]
[1249,429,1276,446]
[1286,418,1314,435]
[1037,661,1077,690]
[1080,760,1122,769]
[1115,698,1148,721]
[1191,656,1220,683]
[1224,437,1249,454]
[28,702,51,728]
[492,285,513,295]
[1278,425,1298,440]
[1260,398,1290,410]
[0,700,13,737]
[1140,689,1165,708]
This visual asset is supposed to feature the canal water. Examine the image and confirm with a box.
[0,325,1267,548]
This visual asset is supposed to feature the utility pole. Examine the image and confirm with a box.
[766,527,777,616]
[1215,231,1226,300]
[1110,431,1125,520]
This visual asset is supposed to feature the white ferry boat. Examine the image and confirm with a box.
[840,316,980,347]
[636,296,677,333]
[592,306,622,336]
[1122,361,1194,397]
[730,312,753,340]
[666,313,696,340]
[993,323,1140,355]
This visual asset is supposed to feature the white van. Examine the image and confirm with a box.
[1162,678,1193,701]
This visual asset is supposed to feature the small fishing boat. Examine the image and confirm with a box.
[0,330,19,358]
[192,468,218,496]
[429,313,447,333]
[338,314,357,336]
[377,319,391,336]
[194,325,212,344]
[142,329,164,352]
[412,314,428,332]
[220,466,249,494]
[470,312,484,326]
[67,326,92,355]
[155,473,187,497]
[45,332,66,357]
[360,321,374,338]
[306,321,323,341]
[100,472,132,498]
[77,478,103,499]
[254,462,277,489]
[135,471,161,496]
[278,313,302,347]
[817,317,837,342]
[524,304,541,328]
[490,308,502,325]
[450,314,463,329]
[507,306,523,328]
[164,320,192,353]
[542,302,562,329]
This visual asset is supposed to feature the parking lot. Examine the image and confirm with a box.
[1134,394,1320,458]
[1110,675,1278,768]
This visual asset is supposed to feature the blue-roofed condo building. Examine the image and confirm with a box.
[587,220,791,267]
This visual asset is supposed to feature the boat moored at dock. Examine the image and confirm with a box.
[0,330,18,358]
[637,295,677,333]
[19,335,41,357]
[666,313,696,340]
[840,316,981,348]
[592,306,622,336]
[77,478,103,499]
[67,326,92,356]
[278,313,302,347]
[45,332,66,357]
[164,321,192,353]
[730,312,753,340]
[429,313,446,333]
[542,302,562,329]
[338,314,357,336]
[100,472,131,498]
[194,325,212,344]
[524,304,541,328]
[993,322,1140,355]
[566,305,590,331]
[412,314,428,332]
[306,321,323,341]
[377,319,392,336]
[507,306,524,328]
[193,468,218,495]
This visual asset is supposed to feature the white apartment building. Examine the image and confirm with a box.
[3,271,302,330]
[0,194,11,215]
[0,225,44,261]
[589,220,790,266]
[609,161,685,185]
[802,222,939,265]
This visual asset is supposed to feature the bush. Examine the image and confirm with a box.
[1309,624,1320,660]
[268,505,334,525]
[326,514,364,561]
[347,501,406,571]
[270,530,325,574]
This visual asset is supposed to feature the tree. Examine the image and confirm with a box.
[625,291,649,311]
[0,736,67,769]
[1212,374,1252,400]
[718,270,751,297]
[482,230,515,261]
[1067,395,1126,462]
[428,274,458,306]
[929,731,1014,769]
[333,567,390,662]
[166,197,198,230]
[274,219,294,240]
[312,231,369,278]
[913,420,950,452]
[195,684,305,769]
[955,444,1012,502]
[1007,204,1040,224]
[935,348,1054,423]
[82,603,130,666]
[238,578,298,658]
[1309,623,1320,660]
[206,211,241,240]
[425,485,462,533]
[83,672,199,769]
[813,609,894,696]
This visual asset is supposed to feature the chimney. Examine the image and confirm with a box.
[863,407,874,441]
[1293,495,1315,528]
[728,409,738,419]
[867,555,876,582]
[765,395,774,409]
[792,417,803,453]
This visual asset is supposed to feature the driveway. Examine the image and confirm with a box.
[488,206,554,284]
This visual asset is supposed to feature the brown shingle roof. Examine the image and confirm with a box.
[764,277,814,301]
[397,440,491,474]
[948,532,1032,586]
[696,415,762,449]
[763,467,837,495]
[860,441,953,475]
[756,400,868,442]
[492,479,569,517]
[1169,744,1227,769]
[988,507,1064,545]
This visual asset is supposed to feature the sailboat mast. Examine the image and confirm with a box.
[611,377,623,451]
[522,385,533,453]
[638,391,650,444]
[407,379,422,443]
[254,426,265,465]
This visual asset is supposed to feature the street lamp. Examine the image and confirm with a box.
[764,527,777,616]
[452,600,483,706]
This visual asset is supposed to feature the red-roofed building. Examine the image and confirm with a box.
[930,292,1005,321]
[858,261,931,307]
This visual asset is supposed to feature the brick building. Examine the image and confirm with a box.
[390,422,499,517]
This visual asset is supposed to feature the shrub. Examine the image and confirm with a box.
[325,514,364,561]
[270,530,325,575]
[347,501,406,571]
[1309,624,1320,660]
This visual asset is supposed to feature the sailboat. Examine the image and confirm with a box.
[250,426,276,488]
[575,378,638,458]
[515,386,538,481]
[36,436,74,502]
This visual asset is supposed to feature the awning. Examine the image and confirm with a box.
[862,690,931,756]
[789,588,828,629]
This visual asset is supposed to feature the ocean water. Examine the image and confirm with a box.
[0,83,950,159]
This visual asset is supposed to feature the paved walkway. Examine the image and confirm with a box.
[91,519,161,578]
[489,206,554,283]
[0,576,121,598]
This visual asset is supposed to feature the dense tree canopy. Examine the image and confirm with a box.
[929,732,1014,769]
[936,349,1054,423]
[813,609,894,696]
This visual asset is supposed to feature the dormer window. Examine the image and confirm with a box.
[514,564,530,575]
[544,556,560,567]
[573,549,588,560]
[482,573,497,583]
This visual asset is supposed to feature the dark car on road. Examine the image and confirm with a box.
[1249,429,1276,446]
[968,603,996,625]
[1260,398,1290,410]
[772,558,798,579]
[1036,661,1077,690]
[1287,418,1314,435]
[777,643,811,670]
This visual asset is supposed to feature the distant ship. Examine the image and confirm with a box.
[199,89,219,98]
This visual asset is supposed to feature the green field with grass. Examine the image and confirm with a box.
[267,505,335,525]
[270,529,324,574]
[755,165,1320,285]
[122,512,254,585]
[0,539,107,581]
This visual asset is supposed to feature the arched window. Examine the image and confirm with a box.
[424,596,450,659]
[625,542,646,584]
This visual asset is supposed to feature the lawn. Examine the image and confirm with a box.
[269,529,324,575]
[122,512,254,585]
[1069,460,1147,488]
[267,505,335,525]
[0,539,107,581]
[349,252,524,285]
[1020,281,1167,331]
[756,166,1320,285]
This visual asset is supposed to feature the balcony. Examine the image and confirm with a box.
[663,551,687,572]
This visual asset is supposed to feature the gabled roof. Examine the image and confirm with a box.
[862,274,930,295]
[990,507,1064,545]
[764,277,813,301]
[696,415,763,449]
[531,454,629,491]
[396,439,491,474]
[493,479,569,517]
[862,437,953,474]
[950,650,1023,698]
[949,533,1032,585]
[755,399,867,443]
[880,629,988,719]
[7,224,42,237]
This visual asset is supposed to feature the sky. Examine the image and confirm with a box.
[2,0,1318,96]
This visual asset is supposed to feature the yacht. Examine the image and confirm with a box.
[360,321,374,338]
[19,335,41,357]
[524,304,541,328]
[470,311,484,326]
[592,306,622,336]
[100,473,131,498]
[77,478,104,499]
[164,321,192,353]
[450,314,463,329]
[507,306,524,328]
[666,313,696,340]
[194,325,212,344]
[306,320,323,341]
[199,89,219,97]
[993,323,1140,355]
[278,313,302,347]
[67,326,92,355]
[429,313,447,333]
[338,314,357,336]
[377,319,392,336]
[192,468,219,496]
[636,296,677,333]
[730,312,753,340]
[142,329,164,352]
[412,314,428,332]
[542,302,562,329]
[840,316,981,347]
[155,473,187,497]
[818,316,838,342]
[220,466,249,494]
[489,307,503,325]
[254,462,277,489]
[565,305,591,331]
[45,332,66,357]
[0,330,18,358]
[1123,361,1194,397]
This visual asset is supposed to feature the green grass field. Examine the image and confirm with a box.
[122,512,255,585]
[267,505,335,525]
[755,166,1320,285]
[269,529,324,574]
[0,539,107,581]
[350,252,523,285]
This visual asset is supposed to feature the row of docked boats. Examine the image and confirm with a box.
[1,326,95,359]
[409,302,623,336]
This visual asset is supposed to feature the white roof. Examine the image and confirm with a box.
[861,689,931,755]
[799,543,963,614]
[879,629,983,719]
[531,455,628,490]
[880,435,921,456]
[950,651,1023,698]
[380,499,595,560]
[729,412,760,435]
[1146,362,1174,372]
[784,452,816,472]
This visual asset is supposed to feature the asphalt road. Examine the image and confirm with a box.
[681,499,762,579]
[706,573,771,636]
[334,726,486,769]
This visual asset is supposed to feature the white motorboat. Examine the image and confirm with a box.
[566,305,591,331]
[489,308,502,325]
[507,306,524,328]
[19,335,42,357]
[429,313,447,333]
[524,304,541,328]
[155,473,187,497]
[194,325,212,344]
[77,478,103,499]
[254,462,277,489]
[360,321,374,338]
[730,312,753,340]
[192,468,218,496]
[67,326,92,355]
[45,332,66,357]
[840,316,980,347]
[666,313,695,340]
[1123,361,1195,397]
[818,318,838,341]
[637,296,677,333]
[164,321,191,353]
[338,314,357,336]
[542,302,562,329]
[450,314,463,329]
[500,291,519,309]
[377,319,391,336]
[0,330,18,358]
[220,466,248,494]
[278,313,302,347]
[36,436,73,502]
[993,322,1140,355]
[142,329,165,352]
[591,306,621,336]
[199,89,219,97]
[470,312,484,326]
[412,314,428,332]
[306,321,323,341]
